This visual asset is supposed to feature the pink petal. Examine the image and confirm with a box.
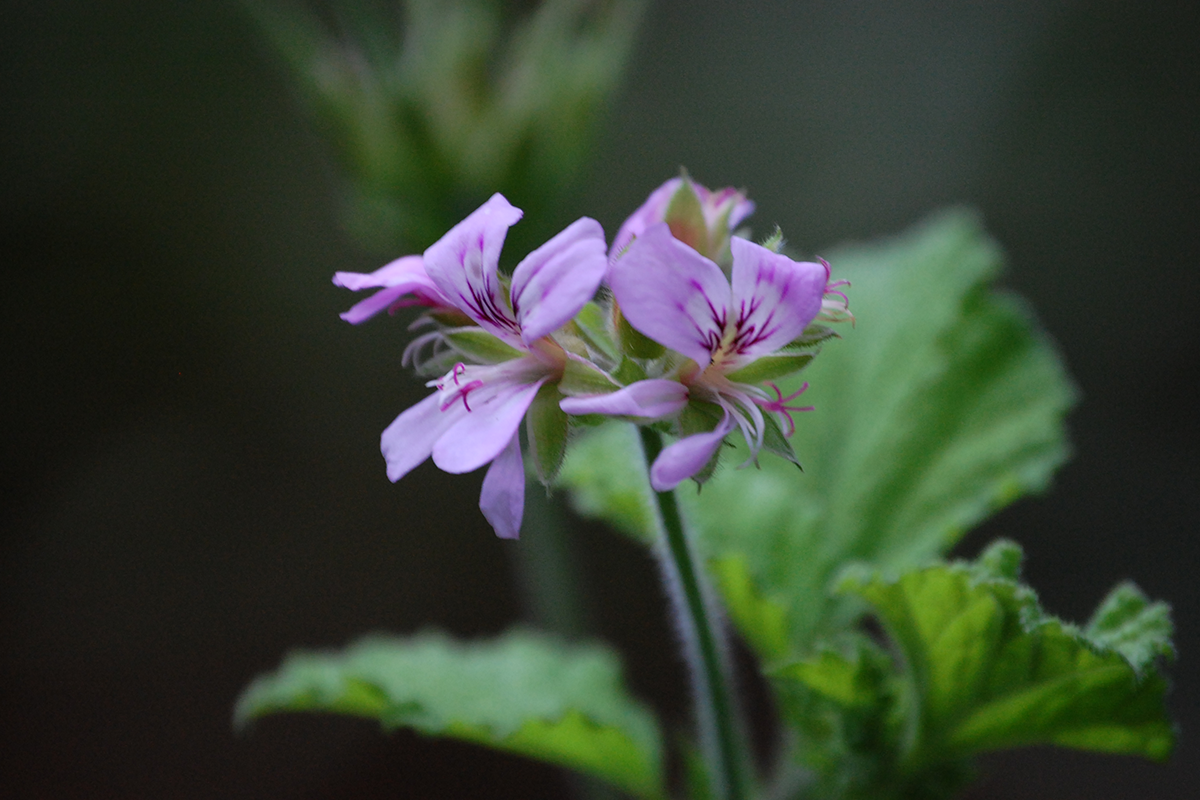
[479,433,525,539]
[379,392,465,482]
[333,255,428,291]
[431,377,547,474]
[609,223,730,366]
[727,238,826,357]
[336,285,410,324]
[560,379,689,418]
[423,194,524,343]
[510,217,608,343]
[334,256,448,324]
[609,178,683,259]
[649,412,737,492]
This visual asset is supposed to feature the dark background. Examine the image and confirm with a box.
[2,1,1197,797]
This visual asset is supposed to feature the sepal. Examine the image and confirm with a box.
[526,383,570,485]
[570,301,620,362]
[615,305,667,359]
[782,324,840,352]
[662,179,708,255]
[724,353,815,384]
[759,412,802,468]
[444,327,527,364]
[559,356,622,397]
[677,400,727,486]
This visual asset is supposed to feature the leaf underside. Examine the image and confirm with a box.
[236,628,665,799]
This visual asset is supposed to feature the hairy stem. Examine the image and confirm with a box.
[639,427,749,800]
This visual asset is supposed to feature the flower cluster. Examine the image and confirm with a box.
[336,177,850,537]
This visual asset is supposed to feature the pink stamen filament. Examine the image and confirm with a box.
[756,382,814,437]
[436,363,484,411]
[441,379,484,411]
[824,279,851,308]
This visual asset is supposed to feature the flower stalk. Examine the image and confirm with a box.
[640,427,750,800]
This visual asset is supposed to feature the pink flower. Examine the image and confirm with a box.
[562,223,827,491]
[341,194,608,538]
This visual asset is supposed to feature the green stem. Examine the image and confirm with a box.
[639,427,749,800]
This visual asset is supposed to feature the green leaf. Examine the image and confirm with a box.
[687,210,1078,662]
[1085,582,1175,677]
[837,541,1175,764]
[770,635,911,799]
[236,628,665,799]
[776,643,886,711]
[710,555,791,662]
[558,423,657,545]
[558,210,1077,667]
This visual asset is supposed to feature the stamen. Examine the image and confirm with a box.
[755,382,814,437]
[402,331,446,370]
[440,378,484,412]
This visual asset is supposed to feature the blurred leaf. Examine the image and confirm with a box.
[236,628,665,799]
[558,422,657,546]
[242,0,647,251]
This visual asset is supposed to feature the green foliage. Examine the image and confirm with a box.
[236,629,665,799]
[242,0,647,251]
[560,210,1078,668]
[774,541,1174,798]
[695,210,1078,662]
[559,422,657,546]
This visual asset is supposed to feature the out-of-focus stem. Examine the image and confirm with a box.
[639,427,750,800]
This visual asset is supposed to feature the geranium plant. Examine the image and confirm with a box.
[237,3,1176,798]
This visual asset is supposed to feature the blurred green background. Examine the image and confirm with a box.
[2,1,1196,797]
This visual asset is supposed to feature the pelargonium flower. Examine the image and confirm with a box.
[338,194,608,538]
[562,222,830,492]
[610,175,755,265]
